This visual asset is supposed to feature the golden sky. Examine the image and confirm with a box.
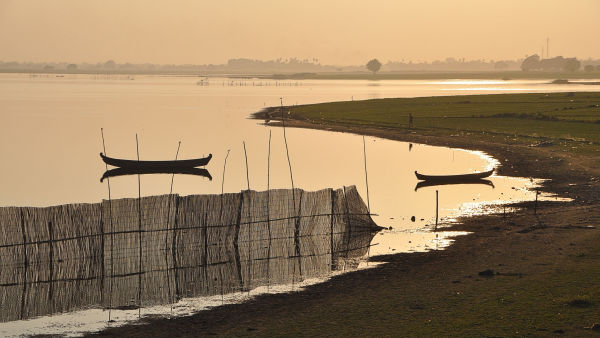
[1,0,599,65]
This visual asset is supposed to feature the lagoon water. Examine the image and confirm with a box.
[0,74,584,335]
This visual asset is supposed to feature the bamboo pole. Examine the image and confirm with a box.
[280,98,295,193]
[534,189,539,215]
[267,130,272,237]
[435,190,439,230]
[136,134,142,318]
[221,149,230,194]
[362,136,371,214]
[243,141,250,191]
[100,128,115,322]
[165,141,181,316]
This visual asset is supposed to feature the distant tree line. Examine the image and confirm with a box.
[520,55,598,72]
[1,56,599,74]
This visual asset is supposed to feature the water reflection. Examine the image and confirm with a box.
[100,167,212,182]
[414,179,494,191]
[0,186,380,323]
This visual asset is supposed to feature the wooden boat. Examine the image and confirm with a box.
[414,179,494,191]
[414,168,494,182]
[100,152,212,169]
[101,167,212,182]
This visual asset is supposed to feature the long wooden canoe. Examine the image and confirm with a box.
[100,152,212,169]
[414,168,494,182]
[100,167,212,182]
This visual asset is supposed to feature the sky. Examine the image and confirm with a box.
[1,0,599,65]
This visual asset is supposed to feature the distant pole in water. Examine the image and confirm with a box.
[100,128,115,323]
[534,189,539,215]
[221,149,230,194]
[362,136,371,214]
[435,190,439,230]
[243,141,250,191]
[135,134,142,318]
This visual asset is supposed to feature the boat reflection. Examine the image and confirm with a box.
[414,179,494,191]
[100,167,212,182]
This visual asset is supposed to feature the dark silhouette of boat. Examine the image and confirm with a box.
[100,152,212,169]
[100,167,212,182]
[414,179,494,191]
[415,168,494,182]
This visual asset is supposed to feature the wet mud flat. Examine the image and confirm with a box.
[94,116,600,336]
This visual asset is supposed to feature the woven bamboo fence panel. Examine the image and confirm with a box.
[0,186,378,322]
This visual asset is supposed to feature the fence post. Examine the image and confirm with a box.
[172,196,180,302]
[233,192,244,290]
[48,221,54,300]
[343,186,352,258]
[20,209,27,320]
[330,189,335,270]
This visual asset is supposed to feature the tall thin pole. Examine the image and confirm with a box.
[267,131,272,230]
[165,141,180,316]
[280,98,295,192]
[281,98,300,280]
[221,149,230,194]
[169,142,181,196]
[100,128,114,322]
[267,130,271,192]
[362,136,371,214]
[136,134,142,318]
[243,141,250,191]
[266,130,272,285]
[435,190,439,230]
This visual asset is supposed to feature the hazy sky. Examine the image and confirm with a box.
[1,0,599,65]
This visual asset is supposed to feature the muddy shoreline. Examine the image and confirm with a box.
[94,111,600,336]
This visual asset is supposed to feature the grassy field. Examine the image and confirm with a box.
[273,92,600,157]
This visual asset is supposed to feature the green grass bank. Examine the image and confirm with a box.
[258,92,600,158]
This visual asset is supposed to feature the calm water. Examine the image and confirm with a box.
[0,73,581,335]
[0,73,579,241]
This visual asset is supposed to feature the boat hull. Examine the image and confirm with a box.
[414,169,494,182]
[100,152,212,169]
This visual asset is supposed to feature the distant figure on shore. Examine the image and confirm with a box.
[408,113,414,129]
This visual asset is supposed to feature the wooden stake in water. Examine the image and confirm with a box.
[280,98,295,193]
[267,130,272,236]
[435,190,439,230]
[100,128,115,323]
[243,141,250,191]
[534,189,539,215]
[136,134,142,318]
[267,130,271,192]
[362,136,371,214]
[221,149,230,194]
[165,141,181,317]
